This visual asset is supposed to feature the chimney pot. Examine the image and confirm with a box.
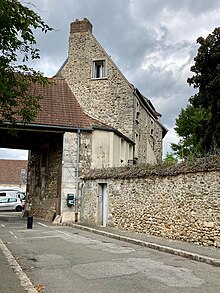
[70,18,93,34]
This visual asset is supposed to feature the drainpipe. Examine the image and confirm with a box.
[75,129,80,222]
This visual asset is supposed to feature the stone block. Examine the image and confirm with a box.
[45,210,56,222]
[53,215,62,225]
[203,221,214,228]
[214,239,220,247]
[62,212,76,223]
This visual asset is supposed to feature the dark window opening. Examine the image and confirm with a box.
[92,60,105,78]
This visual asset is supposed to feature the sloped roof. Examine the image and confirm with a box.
[0,160,27,185]
[31,77,101,129]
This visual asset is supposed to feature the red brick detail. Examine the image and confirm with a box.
[70,18,93,34]
[0,160,27,185]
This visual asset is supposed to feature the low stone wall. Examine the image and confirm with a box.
[81,170,220,247]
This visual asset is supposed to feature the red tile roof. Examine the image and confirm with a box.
[30,77,101,129]
[0,160,27,185]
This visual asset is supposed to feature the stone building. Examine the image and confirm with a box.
[58,18,167,166]
[0,18,167,222]
[53,18,166,222]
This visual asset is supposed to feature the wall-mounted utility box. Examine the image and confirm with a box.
[67,194,74,207]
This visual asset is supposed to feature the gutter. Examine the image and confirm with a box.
[2,121,136,143]
[1,122,93,133]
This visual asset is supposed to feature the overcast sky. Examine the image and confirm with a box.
[1,0,220,160]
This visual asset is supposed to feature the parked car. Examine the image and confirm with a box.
[0,197,24,212]
[0,188,26,201]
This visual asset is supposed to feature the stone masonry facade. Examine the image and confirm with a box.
[81,170,220,247]
[61,22,134,140]
[27,135,63,218]
[59,18,165,164]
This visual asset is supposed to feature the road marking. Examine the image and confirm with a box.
[55,229,73,237]
[0,238,38,293]
[37,222,48,227]
[1,224,5,227]
[16,230,44,232]
[9,231,17,239]
[18,235,60,240]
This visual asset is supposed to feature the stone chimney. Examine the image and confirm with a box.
[70,18,93,34]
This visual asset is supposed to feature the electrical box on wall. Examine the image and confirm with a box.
[67,194,74,207]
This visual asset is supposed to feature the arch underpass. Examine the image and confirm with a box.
[0,125,64,217]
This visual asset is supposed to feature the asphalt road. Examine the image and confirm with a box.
[0,212,220,293]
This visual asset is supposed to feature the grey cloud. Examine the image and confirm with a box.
[2,0,220,159]
[0,149,28,160]
[129,0,220,20]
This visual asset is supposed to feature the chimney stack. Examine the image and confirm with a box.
[70,18,93,34]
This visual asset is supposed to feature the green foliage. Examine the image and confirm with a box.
[172,27,220,157]
[163,153,178,166]
[172,105,211,158]
[0,0,53,124]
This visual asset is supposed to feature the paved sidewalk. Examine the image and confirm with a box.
[0,239,35,293]
[64,222,220,267]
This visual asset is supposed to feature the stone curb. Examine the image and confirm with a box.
[0,238,38,293]
[63,223,220,267]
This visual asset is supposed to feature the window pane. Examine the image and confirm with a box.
[92,60,105,78]
[9,198,17,202]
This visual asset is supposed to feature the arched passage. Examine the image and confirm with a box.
[0,126,64,218]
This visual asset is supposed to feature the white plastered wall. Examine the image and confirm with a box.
[92,130,133,168]
[61,132,77,221]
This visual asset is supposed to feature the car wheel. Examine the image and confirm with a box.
[15,206,22,212]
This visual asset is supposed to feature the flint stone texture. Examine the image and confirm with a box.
[81,170,220,247]
[60,19,164,164]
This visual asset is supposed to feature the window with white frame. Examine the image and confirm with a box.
[92,60,106,78]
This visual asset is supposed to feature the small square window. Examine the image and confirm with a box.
[92,60,105,78]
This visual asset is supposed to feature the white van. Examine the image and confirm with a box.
[0,188,26,201]
[0,188,26,212]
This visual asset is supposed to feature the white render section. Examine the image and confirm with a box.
[61,132,77,214]
[91,130,133,168]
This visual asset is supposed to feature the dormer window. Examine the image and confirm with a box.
[92,60,106,78]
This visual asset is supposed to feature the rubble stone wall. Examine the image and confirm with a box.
[81,171,220,247]
[27,135,63,218]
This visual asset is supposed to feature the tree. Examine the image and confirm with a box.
[171,105,211,158]
[163,152,178,166]
[172,27,220,157]
[0,0,52,124]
